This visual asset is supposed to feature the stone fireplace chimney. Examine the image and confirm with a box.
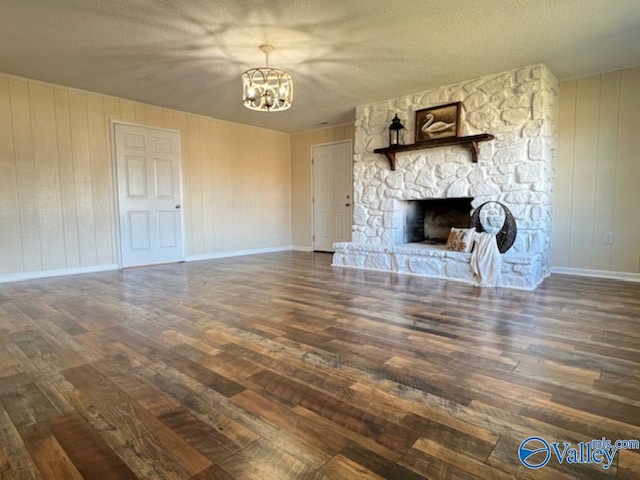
[333,64,557,289]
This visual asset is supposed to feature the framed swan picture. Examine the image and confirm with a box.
[415,102,461,142]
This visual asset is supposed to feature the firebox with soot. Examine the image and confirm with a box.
[404,197,473,244]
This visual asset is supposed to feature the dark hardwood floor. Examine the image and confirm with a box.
[0,251,639,479]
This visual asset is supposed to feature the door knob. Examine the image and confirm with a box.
[175,204,181,209]
[345,203,351,207]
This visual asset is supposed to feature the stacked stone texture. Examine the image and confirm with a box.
[334,64,558,289]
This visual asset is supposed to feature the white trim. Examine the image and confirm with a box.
[186,246,293,262]
[0,264,119,284]
[310,143,315,250]
[291,245,313,252]
[111,119,181,135]
[111,121,123,266]
[551,266,640,283]
[0,248,301,284]
[312,139,354,148]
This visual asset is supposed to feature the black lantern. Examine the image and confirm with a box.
[388,114,405,146]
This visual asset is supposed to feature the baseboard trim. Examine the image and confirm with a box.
[0,248,301,284]
[0,264,120,284]
[186,246,294,262]
[551,266,640,283]
[291,245,313,252]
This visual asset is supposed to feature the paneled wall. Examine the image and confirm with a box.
[290,124,354,248]
[0,73,291,276]
[554,66,640,273]
[3,66,639,279]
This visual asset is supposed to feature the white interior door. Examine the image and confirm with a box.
[312,140,353,252]
[114,123,184,267]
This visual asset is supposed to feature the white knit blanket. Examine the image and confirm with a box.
[470,232,501,287]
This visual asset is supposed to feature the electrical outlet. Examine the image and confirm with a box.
[603,232,614,244]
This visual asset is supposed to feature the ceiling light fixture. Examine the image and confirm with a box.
[242,44,293,112]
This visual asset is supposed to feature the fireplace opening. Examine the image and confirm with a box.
[404,197,473,244]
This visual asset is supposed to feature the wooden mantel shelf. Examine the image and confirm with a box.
[373,134,495,170]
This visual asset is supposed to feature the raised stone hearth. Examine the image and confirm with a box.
[334,242,546,288]
[333,63,557,289]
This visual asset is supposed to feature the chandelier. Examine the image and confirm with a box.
[242,44,293,112]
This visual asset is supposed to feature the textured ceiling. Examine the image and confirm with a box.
[1,0,640,133]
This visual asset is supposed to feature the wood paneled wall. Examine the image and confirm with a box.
[0,73,291,276]
[3,66,638,278]
[554,66,640,273]
[290,125,355,248]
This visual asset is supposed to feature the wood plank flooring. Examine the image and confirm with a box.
[0,251,639,479]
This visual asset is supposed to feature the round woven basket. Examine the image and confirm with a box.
[469,201,517,253]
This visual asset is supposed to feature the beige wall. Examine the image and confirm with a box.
[0,73,291,276]
[554,66,640,273]
[290,124,355,248]
[3,65,639,278]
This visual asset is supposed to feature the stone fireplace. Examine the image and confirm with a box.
[333,63,557,289]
